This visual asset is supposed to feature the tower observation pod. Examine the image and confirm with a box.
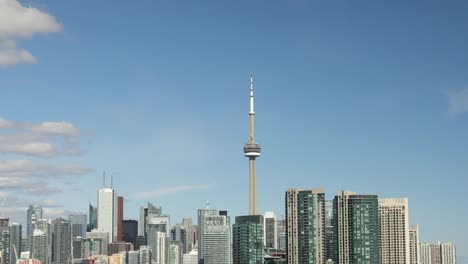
[244,74,261,215]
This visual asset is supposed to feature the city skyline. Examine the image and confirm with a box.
[0,0,468,260]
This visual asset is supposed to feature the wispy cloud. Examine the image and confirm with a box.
[447,88,468,115]
[0,0,62,67]
[135,183,216,199]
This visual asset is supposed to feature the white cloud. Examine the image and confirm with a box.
[447,88,468,115]
[0,0,62,67]
[0,118,85,157]
[135,183,216,199]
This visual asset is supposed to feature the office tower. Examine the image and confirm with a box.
[127,251,139,264]
[324,200,335,262]
[85,230,109,257]
[276,219,286,251]
[232,215,263,264]
[333,191,380,264]
[379,198,410,264]
[69,214,87,238]
[88,204,98,232]
[97,187,117,242]
[139,245,152,264]
[243,75,261,215]
[52,218,71,264]
[263,212,277,249]
[183,247,198,264]
[136,235,147,250]
[35,219,52,264]
[285,188,326,264]
[10,222,22,264]
[409,225,420,264]
[117,196,124,241]
[123,220,138,246]
[31,230,48,263]
[197,208,218,264]
[0,218,9,264]
[108,241,133,255]
[139,206,148,237]
[441,242,456,264]
[202,213,231,264]
[169,242,182,264]
[147,229,168,264]
[420,243,431,264]
[26,205,43,250]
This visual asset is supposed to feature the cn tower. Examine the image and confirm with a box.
[243,74,261,215]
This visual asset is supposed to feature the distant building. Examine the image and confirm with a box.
[441,242,456,264]
[169,242,182,264]
[9,222,22,264]
[197,208,217,264]
[379,198,410,264]
[409,225,420,264]
[27,205,43,250]
[420,242,456,264]
[276,219,286,251]
[324,200,334,262]
[108,241,133,255]
[127,250,139,264]
[97,188,117,243]
[333,191,380,264]
[52,218,71,264]
[117,196,124,241]
[202,213,231,264]
[138,246,152,264]
[69,214,87,239]
[285,188,325,264]
[420,243,432,264]
[171,224,187,255]
[263,212,277,249]
[88,204,98,232]
[0,218,10,264]
[31,230,48,263]
[122,220,138,246]
[86,230,109,257]
[232,215,263,264]
[182,247,198,264]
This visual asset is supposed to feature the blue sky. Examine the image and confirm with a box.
[1,0,468,256]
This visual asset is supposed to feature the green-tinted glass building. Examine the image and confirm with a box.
[232,215,264,264]
[333,191,380,264]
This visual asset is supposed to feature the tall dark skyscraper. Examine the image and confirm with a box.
[88,203,97,232]
[52,218,71,264]
[333,191,380,264]
[123,219,138,246]
[9,222,22,264]
[117,196,124,241]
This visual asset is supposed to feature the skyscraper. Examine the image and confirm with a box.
[286,188,326,264]
[420,243,432,264]
[97,187,117,242]
[420,242,456,264]
[26,205,43,250]
[440,242,456,264]
[30,230,48,263]
[88,203,98,232]
[123,219,138,246]
[202,213,231,264]
[409,225,420,264]
[333,191,380,264]
[52,218,71,264]
[379,198,410,264]
[276,219,286,251]
[0,218,9,264]
[263,212,277,249]
[243,74,261,215]
[118,196,124,241]
[34,219,52,264]
[85,229,109,256]
[9,222,22,264]
[197,207,217,264]
[232,215,264,264]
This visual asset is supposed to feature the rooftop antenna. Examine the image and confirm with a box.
[111,173,113,189]
[103,171,106,188]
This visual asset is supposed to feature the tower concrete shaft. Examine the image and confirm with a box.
[244,75,261,215]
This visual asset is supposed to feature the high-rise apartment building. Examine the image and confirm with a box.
[286,188,326,264]
[276,219,286,251]
[203,213,231,264]
[232,215,264,264]
[169,242,182,264]
[420,243,432,264]
[441,242,456,264]
[127,250,139,264]
[0,218,9,264]
[182,217,195,253]
[420,242,456,264]
[263,212,277,249]
[97,188,117,242]
[139,246,152,264]
[52,218,71,264]
[9,222,22,264]
[34,219,52,264]
[147,229,167,264]
[333,191,380,264]
[409,225,420,264]
[26,205,43,250]
[324,200,335,262]
[379,198,410,264]
[31,230,48,263]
